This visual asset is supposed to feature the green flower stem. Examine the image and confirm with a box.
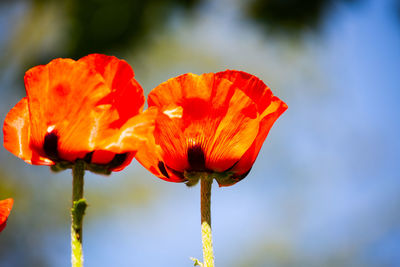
[71,160,87,267]
[200,173,214,267]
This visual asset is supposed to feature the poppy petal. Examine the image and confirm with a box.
[142,70,286,186]
[3,97,53,165]
[0,198,13,232]
[148,73,215,108]
[135,112,186,182]
[136,107,186,182]
[215,70,274,114]
[154,111,189,172]
[24,55,145,163]
[147,72,262,173]
[206,89,260,171]
[136,141,185,182]
[96,107,157,154]
[228,96,287,185]
[79,54,144,128]
[25,58,111,162]
[148,72,244,114]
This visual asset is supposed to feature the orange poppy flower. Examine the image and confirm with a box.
[3,54,153,172]
[0,198,13,232]
[135,70,287,186]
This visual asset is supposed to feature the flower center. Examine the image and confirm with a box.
[187,144,206,171]
[43,130,60,161]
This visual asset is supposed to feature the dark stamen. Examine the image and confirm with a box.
[158,161,170,178]
[83,151,94,163]
[43,131,59,160]
[166,165,185,180]
[187,144,206,171]
[108,153,128,169]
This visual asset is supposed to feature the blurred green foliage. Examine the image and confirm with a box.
[3,0,363,69]
[247,0,358,33]
[64,0,199,58]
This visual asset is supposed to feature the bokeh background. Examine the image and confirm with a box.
[0,0,399,266]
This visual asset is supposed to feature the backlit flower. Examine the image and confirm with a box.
[3,54,153,172]
[0,198,13,232]
[135,70,287,186]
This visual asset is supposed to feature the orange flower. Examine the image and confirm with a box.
[135,70,287,186]
[3,54,153,172]
[0,198,13,232]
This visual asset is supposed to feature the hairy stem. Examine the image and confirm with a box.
[201,173,214,267]
[71,160,87,267]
